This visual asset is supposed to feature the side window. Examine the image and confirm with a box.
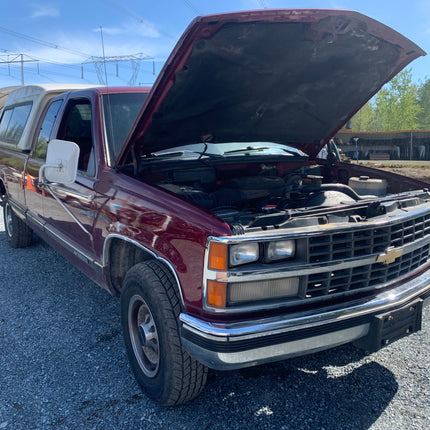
[34,99,63,161]
[58,99,95,176]
[0,103,32,145]
[0,109,13,139]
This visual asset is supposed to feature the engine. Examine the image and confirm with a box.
[153,163,391,233]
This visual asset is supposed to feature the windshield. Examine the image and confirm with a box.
[102,92,148,165]
[148,142,308,160]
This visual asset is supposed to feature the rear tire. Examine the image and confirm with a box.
[3,198,32,248]
[120,260,208,406]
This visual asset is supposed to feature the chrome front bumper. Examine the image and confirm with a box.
[180,270,430,370]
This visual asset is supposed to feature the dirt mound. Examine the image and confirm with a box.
[358,161,430,184]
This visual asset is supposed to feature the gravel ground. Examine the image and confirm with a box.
[0,215,429,430]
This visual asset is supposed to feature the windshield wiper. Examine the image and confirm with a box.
[145,149,223,159]
[224,145,306,158]
[224,146,270,154]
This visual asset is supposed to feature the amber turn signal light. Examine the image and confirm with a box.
[208,242,228,270]
[207,280,227,308]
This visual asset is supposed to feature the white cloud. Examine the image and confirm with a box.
[19,30,175,64]
[31,5,60,19]
[240,0,266,9]
[94,20,161,39]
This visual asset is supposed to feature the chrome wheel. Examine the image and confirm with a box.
[2,198,32,248]
[121,261,208,405]
[5,203,13,238]
[128,294,160,377]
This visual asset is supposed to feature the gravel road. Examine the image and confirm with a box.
[0,215,429,430]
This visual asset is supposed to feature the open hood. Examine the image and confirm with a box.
[118,9,425,165]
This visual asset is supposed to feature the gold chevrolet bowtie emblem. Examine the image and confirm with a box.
[376,248,403,265]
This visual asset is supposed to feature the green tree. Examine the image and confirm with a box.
[348,69,421,131]
[417,78,430,129]
[372,69,421,131]
[348,102,374,131]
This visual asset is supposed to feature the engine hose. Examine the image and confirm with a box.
[302,183,363,201]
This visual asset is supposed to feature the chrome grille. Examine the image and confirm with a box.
[308,213,430,263]
[306,244,430,298]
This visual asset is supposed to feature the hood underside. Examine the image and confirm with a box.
[120,9,425,165]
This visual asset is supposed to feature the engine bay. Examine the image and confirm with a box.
[135,153,430,234]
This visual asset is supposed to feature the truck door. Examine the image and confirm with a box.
[41,96,103,264]
[0,102,32,210]
[25,98,64,228]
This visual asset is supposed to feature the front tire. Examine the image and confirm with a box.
[120,260,208,406]
[3,198,32,248]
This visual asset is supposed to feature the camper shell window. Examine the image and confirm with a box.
[0,102,32,146]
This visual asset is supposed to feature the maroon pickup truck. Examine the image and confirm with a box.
[1,9,429,406]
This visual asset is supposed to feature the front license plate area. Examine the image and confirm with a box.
[354,299,423,353]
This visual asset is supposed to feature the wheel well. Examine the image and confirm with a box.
[107,238,152,295]
[0,180,6,206]
[106,238,185,306]
[0,179,6,195]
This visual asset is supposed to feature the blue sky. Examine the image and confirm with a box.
[0,0,429,87]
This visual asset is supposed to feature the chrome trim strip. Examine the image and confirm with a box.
[8,198,26,216]
[42,222,103,271]
[26,211,46,229]
[203,244,430,314]
[181,324,370,370]
[180,273,430,370]
[102,233,185,306]
[202,203,430,312]
[183,267,430,340]
[207,200,430,244]
[6,195,102,271]
[45,183,95,202]
[206,234,430,284]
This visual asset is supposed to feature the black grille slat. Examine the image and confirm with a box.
[308,214,430,264]
[305,213,430,298]
[305,232,430,298]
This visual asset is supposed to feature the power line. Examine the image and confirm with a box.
[82,53,155,86]
[0,49,103,85]
[0,25,90,59]
[0,47,159,86]
[0,53,39,85]
[181,0,203,16]
[257,0,269,9]
[0,48,87,76]
[0,5,172,84]
[99,0,177,40]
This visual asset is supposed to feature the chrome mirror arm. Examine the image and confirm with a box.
[39,162,63,184]
[44,184,94,244]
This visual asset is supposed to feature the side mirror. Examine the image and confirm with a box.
[39,139,79,185]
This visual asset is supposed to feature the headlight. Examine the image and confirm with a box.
[230,242,259,266]
[228,277,300,305]
[206,277,300,309]
[266,240,295,262]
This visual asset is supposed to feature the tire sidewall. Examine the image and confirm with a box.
[3,198,32,248]
[120,266,181,404]
[3,200,16,245]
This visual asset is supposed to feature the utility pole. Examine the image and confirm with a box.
[21,54,24,85]
[0,53,39,85]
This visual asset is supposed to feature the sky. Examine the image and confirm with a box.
[0,0,429,88]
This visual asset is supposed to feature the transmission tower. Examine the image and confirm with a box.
[82,53,154,86]
[0,53,39,85]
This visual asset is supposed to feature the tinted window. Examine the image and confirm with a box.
[0,109,13,139]
[102,92,148,164]
[0,103,32,144]
[58,99,94,174]
[34,99,63,160]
